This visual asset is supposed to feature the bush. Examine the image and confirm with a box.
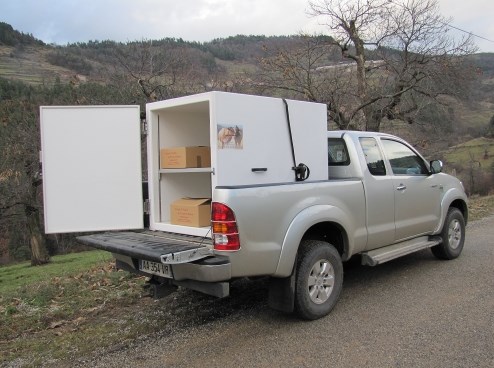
[46,51,93,75]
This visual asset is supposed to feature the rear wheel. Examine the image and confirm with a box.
[431,208,465,260]
[294,240,343,320]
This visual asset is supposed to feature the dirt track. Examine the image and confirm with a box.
[67,216,494,368]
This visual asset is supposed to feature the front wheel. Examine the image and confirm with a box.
[294,240,343,320]
[431,208,465,260]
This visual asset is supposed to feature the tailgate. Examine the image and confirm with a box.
[77,231,213,264]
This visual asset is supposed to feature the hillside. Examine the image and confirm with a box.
[1,22,493,162]
[0,45,79,84]
[0,22,493,138]
[440,137,494,195]
[0,23,493,149]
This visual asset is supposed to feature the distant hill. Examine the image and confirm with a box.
[0,21,492,90]
[468,52,494,77]
[0,21,493,149]
[0,22,45,46]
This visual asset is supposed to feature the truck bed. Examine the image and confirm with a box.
[77,231,212,263]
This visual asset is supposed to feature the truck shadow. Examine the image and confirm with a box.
[155,249,438,327]
[343,248,437,286]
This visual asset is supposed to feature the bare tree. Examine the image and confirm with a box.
[253,35,361,129]
[487,114,494,138]
[257,0,478,131]
[0,89,50,265]
[109,41,187,102]
[109,40,224,103]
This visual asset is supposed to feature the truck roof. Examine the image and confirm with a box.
[327,130,405,141]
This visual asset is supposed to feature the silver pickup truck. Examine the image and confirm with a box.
[76,130,467,320]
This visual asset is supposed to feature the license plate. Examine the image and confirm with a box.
[139,260,172,278]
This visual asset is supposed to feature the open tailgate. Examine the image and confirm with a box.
[77,231,213,264]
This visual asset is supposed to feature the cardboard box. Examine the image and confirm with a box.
[170,198,211,227]
[161,146,211,169]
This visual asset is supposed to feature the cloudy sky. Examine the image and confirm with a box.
[2,0,494,52]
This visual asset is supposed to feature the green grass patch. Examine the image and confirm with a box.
[0,251,112,294]
[442,137,494,171]
[0,250,148,366]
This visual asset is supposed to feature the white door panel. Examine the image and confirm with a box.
[40,106,143,233]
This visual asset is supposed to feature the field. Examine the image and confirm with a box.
[440,137,494,195]
[0,251,148,366]
[0,46,75,85]
[442,137,494,169]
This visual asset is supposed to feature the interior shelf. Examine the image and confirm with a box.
[151,222,212,238]
[159,168,214,174]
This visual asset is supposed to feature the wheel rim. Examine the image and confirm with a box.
[448,219,462,250]
[307,259,335,304]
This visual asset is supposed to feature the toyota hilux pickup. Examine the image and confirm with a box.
[40,92,467,320]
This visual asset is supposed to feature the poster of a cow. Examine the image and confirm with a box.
[217,125,243,149]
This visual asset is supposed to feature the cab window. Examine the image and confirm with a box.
[381,139,428,175]
[328,138,350,166]
[359,137,386,176]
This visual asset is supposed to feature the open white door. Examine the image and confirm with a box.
[40,106,143,234]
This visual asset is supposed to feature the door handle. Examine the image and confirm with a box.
[396,184,407,191]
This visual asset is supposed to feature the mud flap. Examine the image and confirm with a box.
[268,268,296,313]
[146,279,178,299]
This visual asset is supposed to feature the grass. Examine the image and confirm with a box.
[0,251,150,366]
[0,251,112,294]
[443,137,494,169]
[0,45,73,85]
[440,137,494,195]
[468,194,494,221]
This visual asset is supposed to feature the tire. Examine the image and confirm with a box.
[294,240,343,320]
[431,208,465,260]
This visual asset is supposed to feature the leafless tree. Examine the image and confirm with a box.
[109,40,225,103]
[257,0,478,131]
[253,35,362,129]
[487,114,494,138]
[0,96,50,265]
[109,40,189,102]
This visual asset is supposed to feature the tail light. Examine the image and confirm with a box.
[211,202,240,251]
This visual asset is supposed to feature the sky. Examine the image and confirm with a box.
[2,0,494,52]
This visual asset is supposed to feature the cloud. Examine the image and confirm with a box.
[1,0,493,51]
[437,0,494,52]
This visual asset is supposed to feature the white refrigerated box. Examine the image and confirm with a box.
[40,92,328,237]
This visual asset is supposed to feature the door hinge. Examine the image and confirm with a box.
[141,119,148,136]
[143,199,150,214]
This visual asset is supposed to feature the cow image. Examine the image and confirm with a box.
[218,126,242,149]
[234,125,243,148]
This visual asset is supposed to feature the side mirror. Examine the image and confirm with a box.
[430,160,443,174]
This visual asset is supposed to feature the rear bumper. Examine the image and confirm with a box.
[114,252,231,282]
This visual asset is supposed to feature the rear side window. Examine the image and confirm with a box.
[328,138,350,166]
[359,137,386,176]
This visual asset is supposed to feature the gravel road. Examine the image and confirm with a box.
[71,216,494,368]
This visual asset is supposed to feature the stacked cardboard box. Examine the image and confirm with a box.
[170,198,211,227]
[160,147,211,169]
